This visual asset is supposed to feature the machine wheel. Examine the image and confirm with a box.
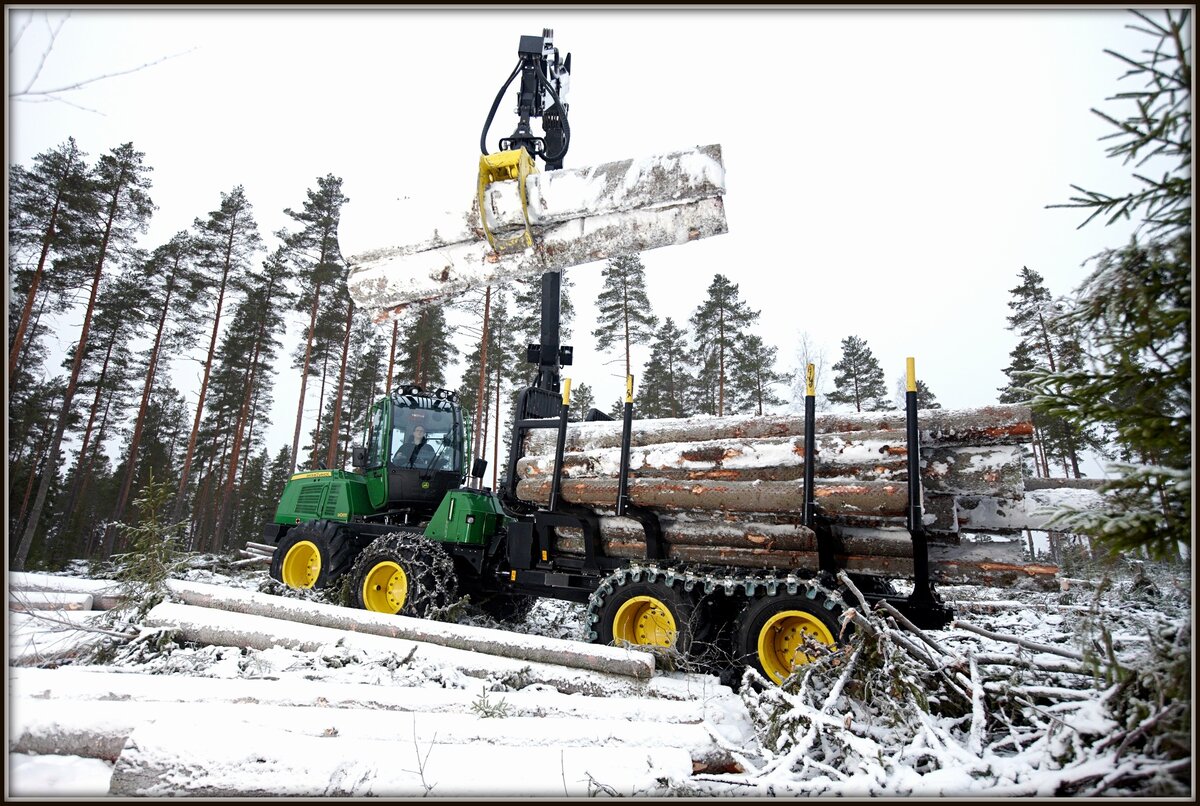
[735,589,844,685]
[592,577,700,657]
[270,522,355,590]
[349,532,457,618]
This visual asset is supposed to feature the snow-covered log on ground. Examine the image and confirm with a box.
[9,572,124,609]
[10,667,739,727]
[143,602,666,697]
[13,697,737,769]
[345,145,727,320]
[108,717,696,796]
[164,578,652,678]
[9,591,94,611]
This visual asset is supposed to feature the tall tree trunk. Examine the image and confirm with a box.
[69,390,114,560]
[385,318,399,393]
[717,306,725,416]
[15,166,126,571]
[9,147,78,378]
[290,280,322,474]
[111,266,177,532]
[492,357,502,489]
[472,287,492,465]
[172,217,239,524]
[311,349,331,468]
[59,325,119,521]
[326,303,355,469]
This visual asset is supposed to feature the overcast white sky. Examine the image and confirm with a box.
[7,7,1170,472]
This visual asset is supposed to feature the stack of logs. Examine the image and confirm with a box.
[515,405,1056,586]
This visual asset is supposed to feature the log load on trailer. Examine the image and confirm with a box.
[261,28,1103,685]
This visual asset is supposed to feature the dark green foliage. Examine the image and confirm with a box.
[689,274,756,416]
[397,304,458,390]
[571,381,596,419]
[1029,10,1191,560]
[827,335,892,412]
[591,254,658,379]
[637,318,692,418]
[732,333,789,415]
[110,472,189,619]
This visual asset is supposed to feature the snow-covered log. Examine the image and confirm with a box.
[143,602,661,696]
[517,477,910,516]
[9,572,123,609]
[9,591,94,611]
[15,697,735,771]
[108,717,696,796]
[163,579,651,679]
[524,405,1034,454]
[345,145,727,320]
[9,611,114,665]
[550,531,1059,588]
[10,667,734,724]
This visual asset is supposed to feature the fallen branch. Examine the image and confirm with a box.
[952,620,1087,662]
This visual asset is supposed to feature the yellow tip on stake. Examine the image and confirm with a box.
[805,363,816,397]
[562,377,572,406]
[906,357,917,392]
[625,375,634,403]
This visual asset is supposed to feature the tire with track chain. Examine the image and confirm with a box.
[270,521,356,590]
[349,532,457,618]
[735,581,846,686]
[588,568,702,657]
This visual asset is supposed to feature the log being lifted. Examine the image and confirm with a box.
[344,145,727,320]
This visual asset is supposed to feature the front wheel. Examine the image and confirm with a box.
[270,522,355,590]
[348,532,457,618]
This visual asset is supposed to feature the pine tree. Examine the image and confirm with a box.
[282,175,348,473]
[732,334,789,415]
[636,318,692,419]
[999,266,1101,477]
[171,185,262,530]
[827,335,892,412]
[396,303,458,390]
[1029,9,1191,559]
[591,255,658,381]
[895,377,942,410]
[8,137,93,378]
[15,142,155,571]
[571,381,596,420]
[689,274,756,416]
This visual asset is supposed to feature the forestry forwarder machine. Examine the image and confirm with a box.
[262,29,1016,686]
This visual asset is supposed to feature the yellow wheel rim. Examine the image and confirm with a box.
[281,540,321,589]
[757,609,836,684]
[361,561,408,614]
[612,595,678,647]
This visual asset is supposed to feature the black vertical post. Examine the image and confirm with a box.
[804,363,836,575]
[536,271,561,393]
[616,375,634,516]
[802,364,817,529]
[549,378,571,512]
[905,357,934,606]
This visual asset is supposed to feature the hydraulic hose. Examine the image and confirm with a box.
[480,59,524,155]
[537,62,571,163]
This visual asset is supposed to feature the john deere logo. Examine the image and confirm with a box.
[421,481,431,489]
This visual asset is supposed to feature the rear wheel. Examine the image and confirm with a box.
[270,522,355,590]
[736,589,843,685]
[349,532,457,618]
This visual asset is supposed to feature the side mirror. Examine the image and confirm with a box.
[352,446,367,468]
[471,458,488,479]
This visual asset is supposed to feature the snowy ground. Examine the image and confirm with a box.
[7,555,1193,797]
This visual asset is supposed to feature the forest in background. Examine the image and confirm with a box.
[7,10,1189,571]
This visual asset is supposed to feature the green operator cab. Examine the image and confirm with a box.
[265,386,486,589]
